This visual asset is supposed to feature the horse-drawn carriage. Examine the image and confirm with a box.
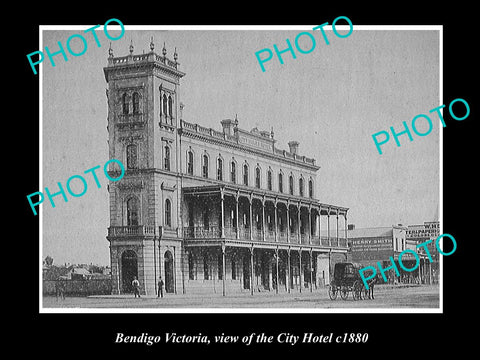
[328,262,375,301]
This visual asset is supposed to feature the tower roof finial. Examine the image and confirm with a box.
[108,42,113,58]
[174,47,178,62]
[129,39,134,54]
[150,36,154,52]
[162,42,167,57]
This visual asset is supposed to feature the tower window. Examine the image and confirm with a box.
[126,197,139,226]
[126,144,137,169]
[278,172,283,193]
[299,177,304,197]
[168,96,173,117]
[164,145,170,171]
[164,199,172,227]
[132,92,140,114]
[309,179,314,199]
[162,94,168,115]
[289,175,294,195]
[122,93,129,114]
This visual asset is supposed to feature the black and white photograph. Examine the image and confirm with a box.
[19,6,476,355]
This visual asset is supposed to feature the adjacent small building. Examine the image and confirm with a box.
[406,221,440,284]
[348,224,434,284]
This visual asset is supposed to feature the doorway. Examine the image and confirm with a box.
[164,250,175,293]
[121,250,138,293]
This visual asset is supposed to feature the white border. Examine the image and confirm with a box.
[39,24,443,314]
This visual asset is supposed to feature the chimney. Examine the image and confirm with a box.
[288,141,299,155]
[221,119,234,136]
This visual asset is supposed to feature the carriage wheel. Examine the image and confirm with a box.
[328,285,338,300]
[352,281,361,301]
[340,286,349,300]
[361,286,370,300]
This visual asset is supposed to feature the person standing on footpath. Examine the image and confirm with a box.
[132,276,141,298]
[157,277,164,298]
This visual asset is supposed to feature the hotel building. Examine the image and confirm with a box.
[104,39,349,296]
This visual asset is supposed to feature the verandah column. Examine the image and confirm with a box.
[309,249,313,292]
[319,206,322,243]
[262,196,266,242]
[275,248,279,294]
[286,201,290,244]
[299,248,302,293]
[336,210,339,246]
[250,245,254,296]
[220,188,225,239]
[235,192,239,240]
[274,199,278,243]
[222,243,226,296]
[249,194,253,241]
[297,202,301,243]
[327,207,331,246]
[287,248,291,293]
[308,204,312,245]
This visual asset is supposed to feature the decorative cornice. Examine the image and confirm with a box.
[179,127,320,171]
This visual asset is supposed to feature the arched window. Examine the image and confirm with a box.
[187,150,194,175]
[164,145,170,171]
[162,94,168,115]
[255,166,261,188]
[126,197,139,226]
[243,163,249,186]
[122,93,129,114]
[267,169,273,191]
[217,157,223,181]
[164,199,172,227]
[289,174,294,195]
[132,92,140,114]
[168,95,173,117]
[230,161,236,183]
[299,177,304,197]
[309,179,314,199]
[278,172,283,193]
[126,144,137,169]
[202,154,209,178]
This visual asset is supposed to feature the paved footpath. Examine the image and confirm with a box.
[43,284,440,310]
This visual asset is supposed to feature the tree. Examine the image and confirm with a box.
[44,255,54,267]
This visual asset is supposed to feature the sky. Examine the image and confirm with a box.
[40,26,440,266]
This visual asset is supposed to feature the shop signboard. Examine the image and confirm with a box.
[351,237,394,261]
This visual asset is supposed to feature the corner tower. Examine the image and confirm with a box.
[104,38,185,295]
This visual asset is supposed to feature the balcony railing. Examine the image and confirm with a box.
[117,113,144,123]
[183,226,221,239]
[108,225,157,237]
[182,225,348,248]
